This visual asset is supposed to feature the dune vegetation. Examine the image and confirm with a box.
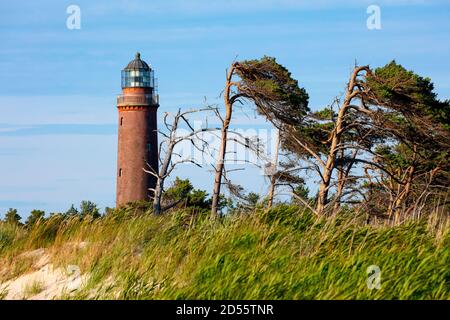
[1,203,448,300]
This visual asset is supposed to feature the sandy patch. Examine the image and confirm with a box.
[0,246,89,300]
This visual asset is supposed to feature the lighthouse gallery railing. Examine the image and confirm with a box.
[117,94,159,107]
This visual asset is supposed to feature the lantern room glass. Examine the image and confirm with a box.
[121,69,154,88]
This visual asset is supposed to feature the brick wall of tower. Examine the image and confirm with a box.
[116,87,158,207]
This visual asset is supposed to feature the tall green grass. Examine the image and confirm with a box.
[0,206,448,299]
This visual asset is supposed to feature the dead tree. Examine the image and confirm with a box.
[145,107,218,215]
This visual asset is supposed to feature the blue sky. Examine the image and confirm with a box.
[1,0,449,218]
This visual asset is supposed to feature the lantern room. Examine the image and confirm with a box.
[121,52,155,89]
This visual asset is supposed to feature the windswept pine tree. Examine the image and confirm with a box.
[211,57,310,216]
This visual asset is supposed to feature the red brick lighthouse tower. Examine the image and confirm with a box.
[116,52,159,207]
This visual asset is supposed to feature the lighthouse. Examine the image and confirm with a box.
[116,53,159,207]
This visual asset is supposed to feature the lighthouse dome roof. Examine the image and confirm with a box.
[124,52,151,71]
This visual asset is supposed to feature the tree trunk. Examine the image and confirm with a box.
[316,103,347,215]
[316,165,333,214]
[211,64,236,217]
[333,149,357,213]
[393,165,415,222]
[316,67,362,215]
[267,129,280,210]
[152,179,163,215]
[211,124,230,216]
[153,140,175,215]
[332,149,345,214]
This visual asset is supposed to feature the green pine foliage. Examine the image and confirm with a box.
[25,210,45,227]
[236,56,310,126]
[4,209,22,226]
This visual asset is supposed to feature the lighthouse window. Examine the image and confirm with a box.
[147,143,151,151]
[120,117,123,126]
[119,168,122,177]
[122,69,153,88]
